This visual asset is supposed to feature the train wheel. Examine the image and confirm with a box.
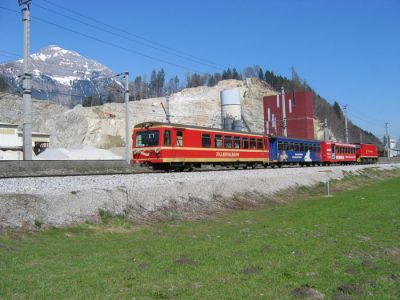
[243,164,248,169]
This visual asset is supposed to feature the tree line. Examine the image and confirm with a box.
[81,65,311,107]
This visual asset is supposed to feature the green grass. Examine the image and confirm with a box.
[1,177,400,299]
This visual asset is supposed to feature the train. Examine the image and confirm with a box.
[132,121,379,171]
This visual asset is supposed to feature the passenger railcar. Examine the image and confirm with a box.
[269,136,321,167]
[320,141,357,164]
[355,143,378,164]
[132,122,270,171]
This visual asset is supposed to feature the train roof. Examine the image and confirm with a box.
[269,136,321,143]
[134,121,266,136]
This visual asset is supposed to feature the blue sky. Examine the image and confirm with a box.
[1,0,399,140]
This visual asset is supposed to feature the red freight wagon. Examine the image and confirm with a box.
[320,141,357,164]
[355,143,378,164]
[132,122,270,171]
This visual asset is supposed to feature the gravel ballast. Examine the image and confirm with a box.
[0,164,399,228]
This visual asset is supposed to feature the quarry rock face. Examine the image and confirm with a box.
[0,79,277,149]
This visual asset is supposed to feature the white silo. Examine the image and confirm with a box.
[220,88,242,130]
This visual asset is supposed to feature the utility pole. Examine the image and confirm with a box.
[165,94,170,123]
[343,104,349,143]
[19,0,32,160]
[281,86,287,137]
[323,118,328,141]
[124,72,130,164]
[385,122,390,158]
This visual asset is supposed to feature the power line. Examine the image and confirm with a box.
[38,0,228,70]
[34,2,225,71]
[0,6,203,73]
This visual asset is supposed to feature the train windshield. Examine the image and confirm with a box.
[136,130,159,147]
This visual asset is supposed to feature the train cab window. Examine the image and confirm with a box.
[234,136,241,149]
[242,137,249,149]
[202,133,211,148]
[311,144,316,152]
[136,130,159,147]
[176,131,183,147]
[250,138,256,149]
[257,139,263,150]
[215,135,223,148]
[332,144,335,153]
[224,136,233,149]
[278,141,283,151]
[164,130,171,146]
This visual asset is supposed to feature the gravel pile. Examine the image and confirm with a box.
[0,164,399,228]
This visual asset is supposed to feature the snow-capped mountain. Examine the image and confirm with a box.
[0,45,122,107]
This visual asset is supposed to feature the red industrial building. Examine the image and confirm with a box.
[263,91,314,140]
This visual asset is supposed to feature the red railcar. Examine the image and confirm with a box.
[132,122,269,171]
[320,141,357,164]
[355,143,378,163]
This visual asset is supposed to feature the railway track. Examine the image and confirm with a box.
[1,160,397,179]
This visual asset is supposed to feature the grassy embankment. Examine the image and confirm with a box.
[0,169,399,299]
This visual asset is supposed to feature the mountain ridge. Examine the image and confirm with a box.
[0,45,121,107]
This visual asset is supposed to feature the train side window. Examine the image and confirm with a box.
[176,131,183,147]
[215,135,223,148]
[164,130,171,146]
[316,145,320,153]
[257,139,263,150]
[224,136,232,149]
[278,141,283,151]
[234,136,241,149]
[299,143,304,151]
[294,143,299,151]
[250,138,256,149]
[242,137,249,149]
[202,133,211,148]
[283,142,288,150]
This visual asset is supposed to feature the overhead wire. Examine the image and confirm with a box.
[0,6,203,73]
[34,2,225,71]
[38,0,228,70]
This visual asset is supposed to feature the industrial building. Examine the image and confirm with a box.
[0,122,50,160]
[263,91,314,140]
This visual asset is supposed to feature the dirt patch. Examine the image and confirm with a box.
[337,283,364,295]
[344,268,359,275]
[261,244,271,253]
[384,247,400,257]
[291,286,325,299]
[387,274,399,281]
[175,256,195,265]
[138,263,150,270]
[240,266,259,275]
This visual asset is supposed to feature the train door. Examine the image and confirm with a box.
[269,138,278,161]
[331,144,336,160]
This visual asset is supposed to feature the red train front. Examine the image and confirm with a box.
[355,143,378,164]
[132,122,270,171]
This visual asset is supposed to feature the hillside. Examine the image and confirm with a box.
[0,78,381,149]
